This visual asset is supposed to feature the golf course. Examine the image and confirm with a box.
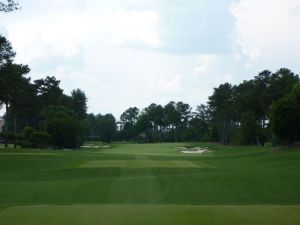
[0,143,300,225]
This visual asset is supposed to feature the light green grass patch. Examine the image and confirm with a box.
[79,160,205,168]
[0,205,299,225]
[0,153,59,156]
[101,143,192,156]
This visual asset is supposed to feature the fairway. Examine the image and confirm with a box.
[1,143,300,225]
[79,160,203,168]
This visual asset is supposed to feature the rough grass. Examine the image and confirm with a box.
[0,143,300,224]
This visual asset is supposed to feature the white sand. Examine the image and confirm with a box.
[81,145,101,148]
[179,147,210,154]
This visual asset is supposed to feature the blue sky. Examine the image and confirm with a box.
[1,0,300,118]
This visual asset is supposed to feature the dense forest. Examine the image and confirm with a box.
[1,1,300,149]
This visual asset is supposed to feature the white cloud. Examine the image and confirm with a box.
[193,54,219,77]
[107,9,161,48]
[231,0,300,69]
[158,74,182,93]
[1,0,300,118]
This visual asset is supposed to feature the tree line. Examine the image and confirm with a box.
[111,69,300,146]
[0,34,88,149]
[2,33,300,148]
[82,67,300,146]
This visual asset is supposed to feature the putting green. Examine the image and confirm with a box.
[0,205,299,225]
[79,160,208,168]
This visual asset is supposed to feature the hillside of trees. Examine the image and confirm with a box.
[1,0,300,148]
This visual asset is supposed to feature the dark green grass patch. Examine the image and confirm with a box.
[0,205,299,225]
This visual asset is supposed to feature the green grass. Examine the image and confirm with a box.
[79,160,205,168]
[0,205,300,225]
[0,143,300,224]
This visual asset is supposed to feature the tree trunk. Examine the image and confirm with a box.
[14,117,17,148]
[256,135,261,147]
[221,116,228,145]
[4,104,8,149]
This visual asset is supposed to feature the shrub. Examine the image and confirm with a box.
[31,132,51,149]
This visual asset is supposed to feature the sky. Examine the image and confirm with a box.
[1,0,300,118]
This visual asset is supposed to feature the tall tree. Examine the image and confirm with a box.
[0,63,30,147]
[183,104,210,141]
[34,76,63,107]
[209,83,234,145]
[144,103,165,141]
[71,89,87,120]
[45,106,80,149]
[120,107,139,142]
[267,68,299,103]
[0,35,15,67]
[270,84,300,145]
[135,112,152,142]
[164,101,180,141]
[175,102,192,141]
[233,80,263,145]
[94,114,116,143]
[83,113,96,141]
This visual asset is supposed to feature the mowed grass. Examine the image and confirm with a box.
[0,143,300,224]
[79,160,203,168]
[0,205,300,225]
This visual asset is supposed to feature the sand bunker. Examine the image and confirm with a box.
[81,145,101,149]
[179,147,210,154]
[81,145,110,149]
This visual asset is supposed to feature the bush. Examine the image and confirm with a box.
[0,132,16,143]
[45,106,81,149]
[20,126,36,141]
[31,132,51,149]
[20,141,34,148]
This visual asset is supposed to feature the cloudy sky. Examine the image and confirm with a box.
[1,0,300,118]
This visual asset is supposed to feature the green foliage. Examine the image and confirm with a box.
[209,83,234,145]
[119,107,140,141]
[31,132,51,149]
[45,106,80,149]
[0,131,15,141]
[71,88,87,120]
[19,127,50,148]
[34,76,63,107]
[270,86,300,145]
[20,126,36,140]
[95,114,117,143]
[0,35,15,66]
[206,68,300,146]
[0,63,30,107]
[239,111,257,145]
